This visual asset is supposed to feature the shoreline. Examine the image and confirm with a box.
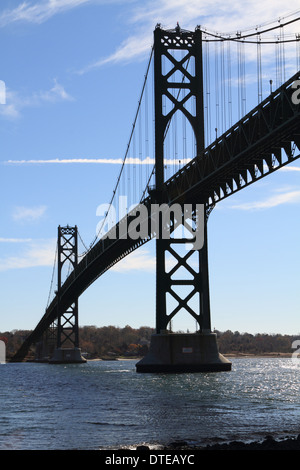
[164,434,300,451]
[86,353,293,361]
[17,353,293,363]
[223,352,292,358]
[123,434,300,451]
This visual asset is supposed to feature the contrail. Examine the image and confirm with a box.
[4,157,192,165]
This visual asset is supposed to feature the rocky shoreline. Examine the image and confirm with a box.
[134,434,300,451]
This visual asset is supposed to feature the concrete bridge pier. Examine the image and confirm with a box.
[49,347,86,364]
[136,332,231,373]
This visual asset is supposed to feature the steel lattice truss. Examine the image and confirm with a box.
[166,71,300,206]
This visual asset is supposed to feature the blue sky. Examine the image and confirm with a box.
[0,0,300,336]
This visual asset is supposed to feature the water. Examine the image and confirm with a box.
[0,358,299,450]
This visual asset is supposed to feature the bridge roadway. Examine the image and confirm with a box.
[13,70,300,361]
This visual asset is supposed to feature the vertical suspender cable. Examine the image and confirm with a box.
[280,24,286,83]
[237,38,241,120]
[241,39,246,116]
[215,41,219,137]
[296,34,300,70]
[204,37,211,145]
[227,39,232,128]
[145,73,149,183]
[221,39,226,134]
[237,37,246,118]
[133,125,136,203]
[139,105,142,199]
[257,34,262,103]
[182,49,186,167]
[275,37,279,88]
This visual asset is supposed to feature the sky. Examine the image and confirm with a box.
[0,0,300,337]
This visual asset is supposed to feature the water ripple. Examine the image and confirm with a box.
[0,358,299,449]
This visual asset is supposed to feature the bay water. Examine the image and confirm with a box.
[0,357,299,450]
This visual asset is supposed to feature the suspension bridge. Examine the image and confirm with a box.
[12,13,300,371]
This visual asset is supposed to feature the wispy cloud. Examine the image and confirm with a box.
[0,79,73,119]
[0,237,33,243]
[0,238,56,271]
[111,249,155,272]
[4,157,191,165]
[6,157,150,165]
[0,0,130,27]
[78,0,300,72]
[110,248,197,273]
[280,165,300,172]
[12,205,47,222]
[1,1,299,74]
[230,190,300,210]
[78,34,153,74]
[0,0,91,26]
[37,79,73,102]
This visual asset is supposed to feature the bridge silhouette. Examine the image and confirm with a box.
[13,17,300,371]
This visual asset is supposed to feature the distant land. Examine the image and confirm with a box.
[1,326,299,361]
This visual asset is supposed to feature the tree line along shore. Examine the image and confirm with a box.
[1,326,298,361]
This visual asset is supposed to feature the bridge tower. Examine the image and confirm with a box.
[49,225,86,363]
[136,25,231,372]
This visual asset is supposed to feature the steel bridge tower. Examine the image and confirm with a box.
[136,25,231,372]
[49,225,86,363]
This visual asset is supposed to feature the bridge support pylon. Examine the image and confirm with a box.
[136,214,231,373]
[136,24,231,372]
[49,225,86,364]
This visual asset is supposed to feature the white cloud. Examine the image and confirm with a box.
[78,0,300,71]
[0,237,32,243]
[37,79,74,102]
[1,1,299,73]
[110,245,198,273]
[0,90,22,119]
[12,205,47,222]
[281,165,300,172]
[4,157,191,165]
[129,0,300,34]
[6,157,150,165]
[0,0,130,27]
[111,249,155,272]
[0,80,73,119]
[78,34,153,74]
[230,190,300,210]
[0,238,56,271]
[0,0,91,26]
